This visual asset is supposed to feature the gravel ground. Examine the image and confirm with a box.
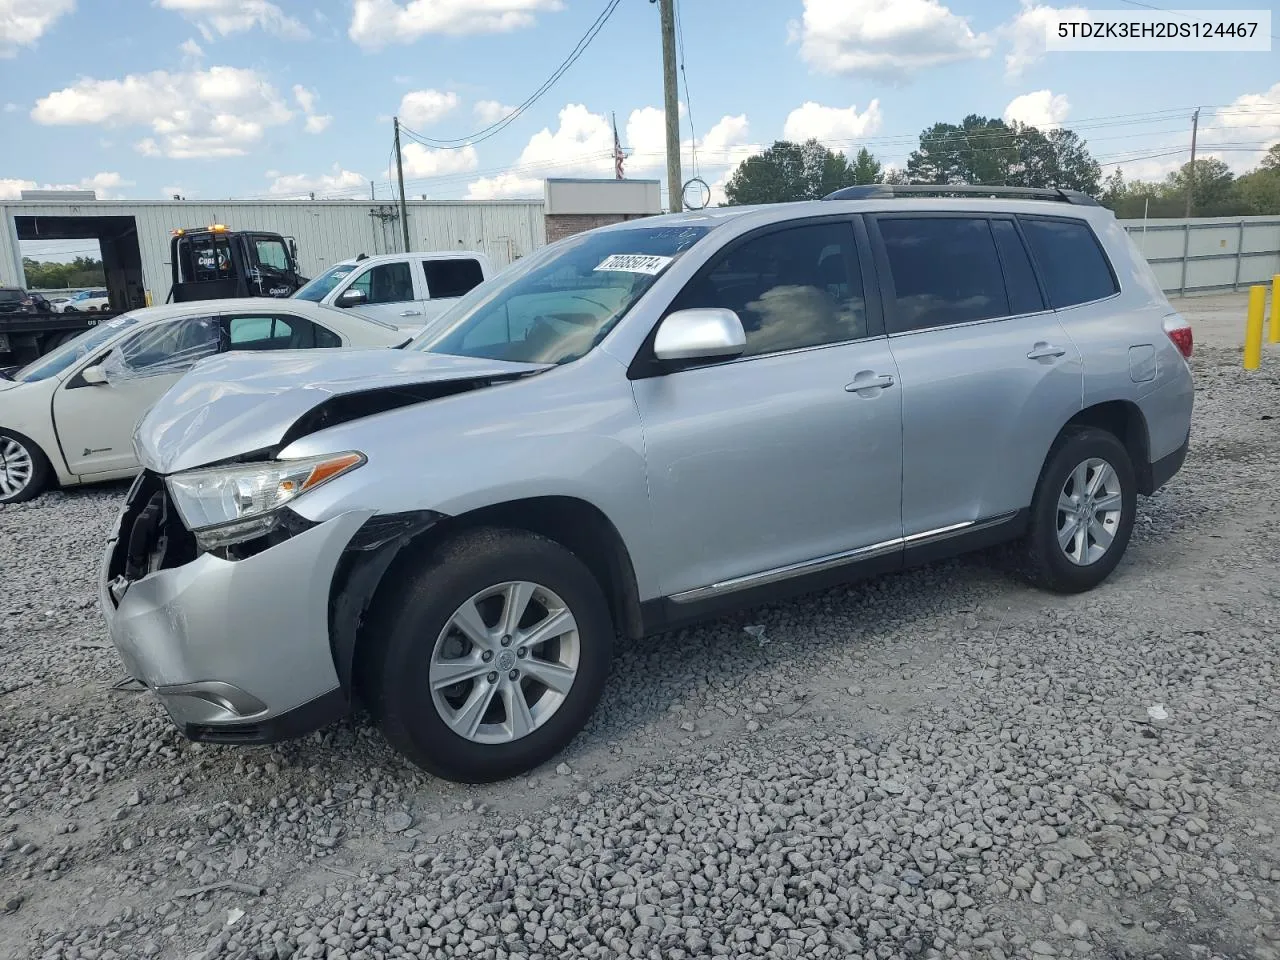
[2,342,1279,960]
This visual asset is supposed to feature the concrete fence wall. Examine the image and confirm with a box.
[1119,215,1280,296]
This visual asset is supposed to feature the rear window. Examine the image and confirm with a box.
[424,258,484,299]
[1019,217,1118,308]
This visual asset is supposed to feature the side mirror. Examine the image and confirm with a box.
[652,308,746,363]
[80,365,108,385]
[335,288,367,308]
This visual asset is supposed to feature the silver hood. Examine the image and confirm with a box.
[135,348,547,474]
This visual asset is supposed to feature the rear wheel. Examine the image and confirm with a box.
[0,430,50,504]
[361,528,613,783]
[1020,426,1136,593]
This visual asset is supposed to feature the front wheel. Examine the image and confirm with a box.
[1020,426,1137,593]
[360,528,613,783]
[0,430,51,504]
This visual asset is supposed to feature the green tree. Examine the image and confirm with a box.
[850,147,883,185]
[724,139,884,204]
[21,256,106,290]
[1165,157,1238,215]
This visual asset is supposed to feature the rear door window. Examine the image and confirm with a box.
[1018,217,1119,308]
[876,217,1009,332]
[991,220,1045,315]
[226,314,342,350]
[424,259,485,299]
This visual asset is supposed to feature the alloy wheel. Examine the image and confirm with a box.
[1056,457,1123,566]
[429,581,580,745]
[0,437,34,499]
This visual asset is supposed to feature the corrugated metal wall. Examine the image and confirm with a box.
[0,199,546,296]
[1118,215,1280,295]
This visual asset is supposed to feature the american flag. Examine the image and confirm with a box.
[612,112,625,180]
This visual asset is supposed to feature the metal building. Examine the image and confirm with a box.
[0,196,546,303]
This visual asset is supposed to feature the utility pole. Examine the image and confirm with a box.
[1185,107,1200,218]
[393,116,411,253]
[658,0,682,213]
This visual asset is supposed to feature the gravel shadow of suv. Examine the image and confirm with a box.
[100,185,1194,783]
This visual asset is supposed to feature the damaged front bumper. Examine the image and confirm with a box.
[99,471,374,743]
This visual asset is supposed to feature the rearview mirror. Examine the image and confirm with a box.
[336,288,368,308]
[652,308,746,363]
[80,365,108,385]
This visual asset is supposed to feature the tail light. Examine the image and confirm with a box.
[1163,314,1193,360]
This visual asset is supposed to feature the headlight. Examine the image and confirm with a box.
[166,451,365,549]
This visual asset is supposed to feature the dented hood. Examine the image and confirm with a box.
[135,348,547,474]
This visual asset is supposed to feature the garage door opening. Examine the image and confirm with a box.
[15,215,145,312]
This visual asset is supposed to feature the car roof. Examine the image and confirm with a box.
[331,250,488,268]
[595,196,1110,237]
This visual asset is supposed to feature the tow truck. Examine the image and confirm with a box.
[1,224,307,366]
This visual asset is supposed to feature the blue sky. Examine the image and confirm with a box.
[1,0,1278,213]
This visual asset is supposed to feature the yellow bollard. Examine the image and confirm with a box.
[1245,284,1266,370]
[1271,274,1280,344]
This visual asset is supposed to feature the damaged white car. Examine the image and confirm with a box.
[0,299,413,502]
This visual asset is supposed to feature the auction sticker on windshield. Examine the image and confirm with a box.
[594,254,673,275]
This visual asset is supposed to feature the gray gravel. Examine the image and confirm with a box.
[2,343,1279,960]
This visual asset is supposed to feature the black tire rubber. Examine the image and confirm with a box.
[360,527,614,783]
[1020,426,1137,594]
[0,428,51,504]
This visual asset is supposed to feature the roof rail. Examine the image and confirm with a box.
[822,184,1100,206]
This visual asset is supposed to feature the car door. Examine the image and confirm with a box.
[868,213,1084,539]
[629,217,904,599]
[52,314,224,476]
[332,260,424,326]
[421,257,486,324]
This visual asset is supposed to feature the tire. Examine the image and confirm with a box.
[1020,426,1137,593]
[360,527,614,783]
[0,429,51,504]
[62,305,76,313]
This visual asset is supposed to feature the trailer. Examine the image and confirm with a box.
[0,308,105,367]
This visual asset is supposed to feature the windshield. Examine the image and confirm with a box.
[12,314,141,383]
[413,224,710,365]
[293,262,357,302]
[0,290,21,302]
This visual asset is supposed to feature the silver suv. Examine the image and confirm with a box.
[100,186,1194,783]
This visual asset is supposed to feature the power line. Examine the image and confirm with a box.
[673,0,697,179]
[1115,0,1280,40]
[398,0,624,151]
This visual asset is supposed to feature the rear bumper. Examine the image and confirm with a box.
[99,472,374,743]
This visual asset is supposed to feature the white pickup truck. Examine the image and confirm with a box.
[291,251,493,334]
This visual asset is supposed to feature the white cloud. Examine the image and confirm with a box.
[793,0,992,79]
[293,84,332,134]
[1197,82,1280,173]
[0,0,74,57]
[180,37,204,57]
[783,100,883,147]
[0,172,131,200]
[464,103,761,205]
[32,67,293,159]
[399,89,459,128]
[1003,90,1070,128]
[156,0,309,40]
[474,99,514,125]
[350,0,562,49]
[268,164,367,198]
[399,142,479,179]
[1002,0,1086,78]
[80,171,131,198]
[0,178,35,200]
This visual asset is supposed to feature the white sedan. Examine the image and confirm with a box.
[0,298,413,502]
